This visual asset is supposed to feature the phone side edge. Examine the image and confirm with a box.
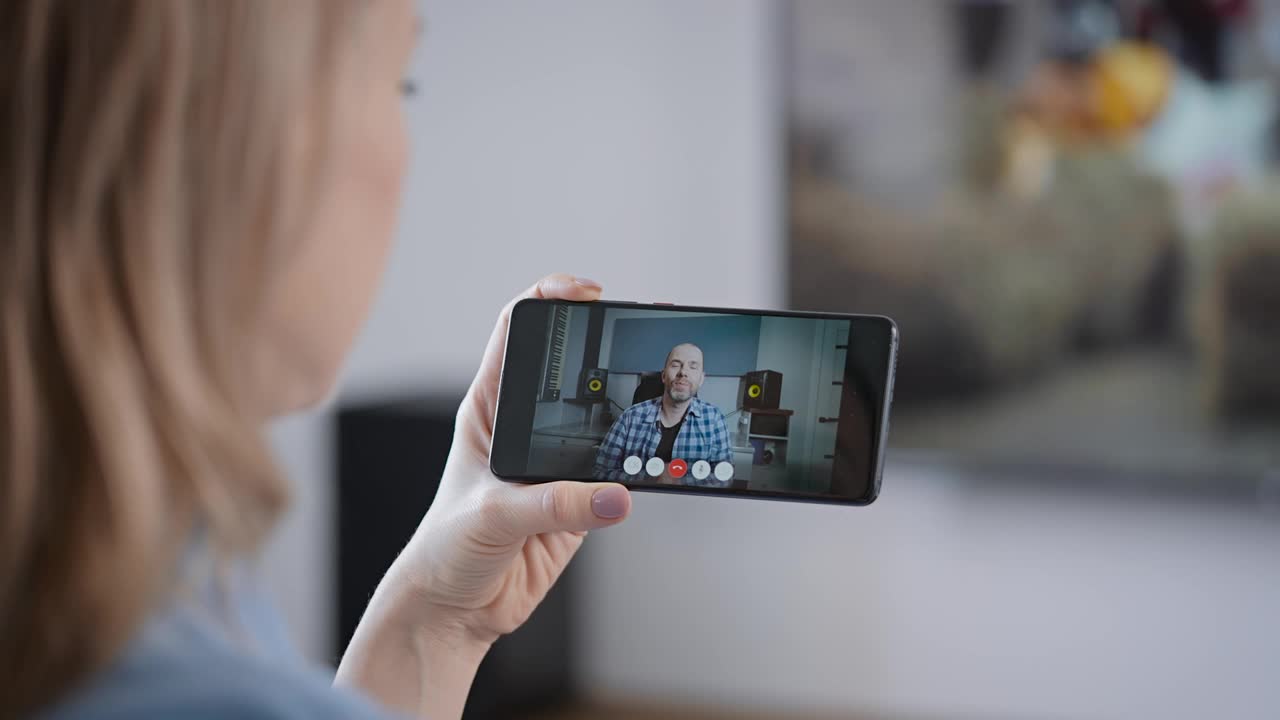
[868,318,899,502]
[488,297,549,478]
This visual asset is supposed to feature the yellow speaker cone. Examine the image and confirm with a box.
[748,384,762,399]
[588,378,603,392]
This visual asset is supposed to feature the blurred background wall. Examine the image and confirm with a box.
[263,2,1279,719]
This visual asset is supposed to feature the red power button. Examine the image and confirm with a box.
[668,459,688,478]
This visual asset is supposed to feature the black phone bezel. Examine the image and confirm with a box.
[489,298,897,506]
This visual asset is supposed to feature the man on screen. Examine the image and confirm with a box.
[593,342,732,486]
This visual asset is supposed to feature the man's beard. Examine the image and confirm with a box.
[667,387,692,403]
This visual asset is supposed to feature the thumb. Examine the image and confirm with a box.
[496,481,632,538]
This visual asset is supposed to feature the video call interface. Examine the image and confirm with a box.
[525,305,856,495]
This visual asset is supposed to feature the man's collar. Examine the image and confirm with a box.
[648,396,702,418]
[686,397,704,416]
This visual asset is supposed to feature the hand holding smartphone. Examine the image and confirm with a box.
[490,299,898,505]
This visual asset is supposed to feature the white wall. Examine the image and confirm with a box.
[262,0,781,664]
[263,3,1280,720]
[755,316,821,485]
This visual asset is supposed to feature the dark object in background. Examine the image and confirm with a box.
[336,396,576,719]
[1159,0,1228,84]
[632,371,664,405]
[1199,186,1280,419]
[747,408,793,438]
[739,370,783,410]
[576,368,608,402]
[951,0,1013,77]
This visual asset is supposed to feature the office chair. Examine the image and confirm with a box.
[632,371,665,405]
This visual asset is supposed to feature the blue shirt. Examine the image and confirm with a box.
[35,563,402,720]
[593,396,731,486]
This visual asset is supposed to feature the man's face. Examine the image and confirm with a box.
[662,344,705,403]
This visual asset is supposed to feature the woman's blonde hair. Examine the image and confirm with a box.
[0,2,356,714]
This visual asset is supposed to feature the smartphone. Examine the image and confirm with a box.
[490,299,898,505]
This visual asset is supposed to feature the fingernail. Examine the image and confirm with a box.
[574,277,603,290]
[591,486,629,519]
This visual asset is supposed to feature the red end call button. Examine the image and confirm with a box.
[668,459,688,478]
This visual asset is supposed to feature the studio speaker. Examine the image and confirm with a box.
[578,368,608,402]
[739,369,782,410]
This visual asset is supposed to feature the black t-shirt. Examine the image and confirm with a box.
[654,412,687,462]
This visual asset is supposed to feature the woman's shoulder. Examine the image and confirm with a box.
[42,653,358,712]
[36,593,401,720]
[40,652,385,720]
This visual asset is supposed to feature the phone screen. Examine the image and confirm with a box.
[491,300,896,505]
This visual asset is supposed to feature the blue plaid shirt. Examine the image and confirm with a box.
[593,396,732,486]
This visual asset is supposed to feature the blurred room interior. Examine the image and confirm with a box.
[264,1,1280,718]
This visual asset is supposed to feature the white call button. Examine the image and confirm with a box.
[691,460,711,481]
[623,456,643,476]
[714,461,735,483]
[645,457,665,477]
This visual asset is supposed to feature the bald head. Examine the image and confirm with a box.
[664,343,704,367]
[661,343,705,403]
